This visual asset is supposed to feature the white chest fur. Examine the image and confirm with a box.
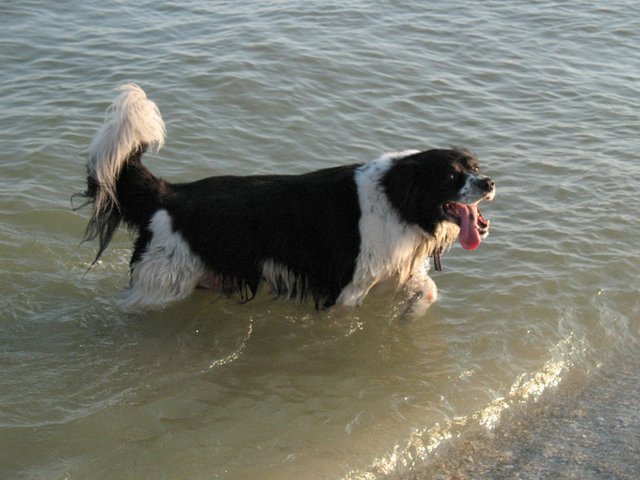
[337,152,459,307]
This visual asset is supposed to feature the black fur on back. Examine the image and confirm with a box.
[161,164,362,308]
[77,136,362,308]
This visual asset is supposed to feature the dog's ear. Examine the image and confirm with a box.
[381,154,448,235]
[380,158,424,225]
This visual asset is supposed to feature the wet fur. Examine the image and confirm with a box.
[78,84,494,313]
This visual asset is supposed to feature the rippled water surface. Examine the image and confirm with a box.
[1,1,639,479]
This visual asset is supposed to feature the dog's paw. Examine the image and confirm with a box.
[400,276,438,320]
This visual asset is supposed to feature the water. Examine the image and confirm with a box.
[1,1,639,478]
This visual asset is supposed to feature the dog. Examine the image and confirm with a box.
[78,84,495,315]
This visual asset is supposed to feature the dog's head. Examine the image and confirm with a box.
[381,148,495,250]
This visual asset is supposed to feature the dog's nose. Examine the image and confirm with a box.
[479,177,495,192]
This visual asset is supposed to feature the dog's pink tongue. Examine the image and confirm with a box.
[458,204,482,251]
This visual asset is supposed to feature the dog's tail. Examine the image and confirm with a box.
[76,83,166,264]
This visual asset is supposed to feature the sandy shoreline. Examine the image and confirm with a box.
[401,356,640,479]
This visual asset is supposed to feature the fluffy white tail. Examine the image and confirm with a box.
[88,83,165,215]
[78,84,166,265]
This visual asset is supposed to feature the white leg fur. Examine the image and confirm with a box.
[401,260,438,318]
[121,210,205,310]
[261,258,305,299]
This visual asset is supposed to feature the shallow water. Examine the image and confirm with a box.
[417,347,640,479]
[1,1,639,479]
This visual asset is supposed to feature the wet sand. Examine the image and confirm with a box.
[404,356,640,479]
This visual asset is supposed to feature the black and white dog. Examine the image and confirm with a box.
[79,84,495,315]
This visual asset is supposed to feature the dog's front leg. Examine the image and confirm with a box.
[401,264,438,319]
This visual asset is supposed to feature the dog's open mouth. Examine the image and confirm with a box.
[444,202,490,251]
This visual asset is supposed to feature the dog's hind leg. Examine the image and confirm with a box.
[120,210,205,310]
